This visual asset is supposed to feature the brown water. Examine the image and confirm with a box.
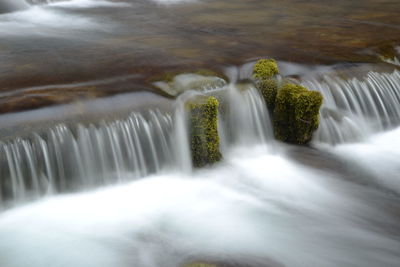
[0,0,399,113]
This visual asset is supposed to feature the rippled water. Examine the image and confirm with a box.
[0,0,399,113]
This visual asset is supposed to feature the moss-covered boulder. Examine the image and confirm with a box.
[257,78,279,112]
[188,96,222,168]
[253,59,279,80]
[273,83,323,144]
[252,59,280,112]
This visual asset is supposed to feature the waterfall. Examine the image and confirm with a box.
[223,83,273,146]
[2,66,399,206]
[0,110,174,206]
[0,79,276,207]
[173,93,194,173]
[303,70,400,144]
[1,67,400,266]
[221,66,274,148]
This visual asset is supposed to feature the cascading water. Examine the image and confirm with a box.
[1,63,400,267]
[3,65,400,206]
[0,77,275,208]
[303,69,400,144]
[221,66,274,147]
[0,110,175,206]
[1,127,400,267]
[1,0,400,264]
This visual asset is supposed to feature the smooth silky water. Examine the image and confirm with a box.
[0,61,400,266]
[1,0,400,267]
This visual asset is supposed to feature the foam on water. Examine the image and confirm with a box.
[324,127,400,194]
[0,47,399,267]
[0,6,96,35]
[1,137,400,267]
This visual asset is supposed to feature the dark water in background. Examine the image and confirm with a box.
[0,0,399,113]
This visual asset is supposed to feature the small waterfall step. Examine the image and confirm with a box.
[303,69,400,144]
[0,110,174,206]
[0,81,276,208]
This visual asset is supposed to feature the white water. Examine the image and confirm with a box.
[1,64,400,266]
[324,127,400,194]
[303,70,400,144]
[1,133,400,267]
[0,81,271,206]
[0,110,174,204]
[223,67,274,146]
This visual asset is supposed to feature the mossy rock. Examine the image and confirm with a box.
[256,78,278,112]
[187,96,222,168]
[253,59,280,112]
[273,83,323,144]
[253,59,279,80]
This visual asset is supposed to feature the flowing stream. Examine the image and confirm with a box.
[1,0,400,267]
[0,67,400,267]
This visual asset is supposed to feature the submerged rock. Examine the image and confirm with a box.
[152,70,227,97]
[273,83,323,144]
[187,96,222,168]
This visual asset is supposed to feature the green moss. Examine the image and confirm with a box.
[257,78,278,112]
[188,96,222,167]
[253,59,279,80]
[273,83,323,144]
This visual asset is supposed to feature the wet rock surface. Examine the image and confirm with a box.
[0,0,399,113]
